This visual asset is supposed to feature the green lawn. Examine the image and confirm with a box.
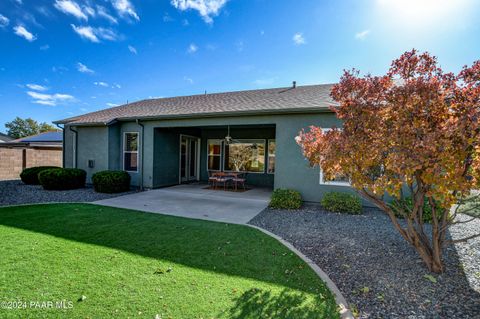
[0,204,338,319]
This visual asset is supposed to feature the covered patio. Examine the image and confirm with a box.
[151,124,276,189]
[94,183,272,224]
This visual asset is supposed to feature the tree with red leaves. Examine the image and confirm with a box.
[297,50,480,273]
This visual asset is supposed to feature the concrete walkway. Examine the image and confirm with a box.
[94,184,271,224]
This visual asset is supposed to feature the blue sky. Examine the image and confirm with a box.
[0,0,479,130]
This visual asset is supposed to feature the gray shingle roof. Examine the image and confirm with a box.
[55,84,336,125]
[14,131,63,143]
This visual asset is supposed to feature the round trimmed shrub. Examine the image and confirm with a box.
[269,189,303,209]
[92,170,131,193]
[321,192,362,214]
[38,168,86,190]
[20,166,60,185]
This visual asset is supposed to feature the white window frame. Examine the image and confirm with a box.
[223,139,266,174]
[123,132,139,173]
[267,139,275,175]
[319,128,350,186]
[206,139,222,172]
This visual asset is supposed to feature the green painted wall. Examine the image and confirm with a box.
[153,129,181,187]
[64,112,370,204]
[108,124,121,170]
[73,126,109,183]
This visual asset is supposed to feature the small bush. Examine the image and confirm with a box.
[390,197,443,223]
[269,189,303,209]
[92,170,131,193]
[38,168,86,190]
[321,192,362,214]
[20,166,60,185]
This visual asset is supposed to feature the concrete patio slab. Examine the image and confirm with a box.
[94,184,271,224]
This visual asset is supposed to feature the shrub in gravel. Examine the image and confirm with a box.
[390,197,443,223]
[20,166,60,185]
[321,192,362,214]
[92,170,131,193]
[38,168,86,190]
[269,189,303,209]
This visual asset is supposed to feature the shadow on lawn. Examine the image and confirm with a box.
[223,288,334,319]
[0,203,330,296]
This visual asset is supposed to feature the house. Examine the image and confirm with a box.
[0,131,63,181]
[55,83,352,202]
[0,132,13,143]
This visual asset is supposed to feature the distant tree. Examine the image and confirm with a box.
[297,50,480,273]
[5,117,57,139]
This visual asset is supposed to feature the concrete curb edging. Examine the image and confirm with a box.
[247,224,354,319]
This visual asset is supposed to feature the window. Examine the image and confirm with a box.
[267,139,275,174]
[224,139,265,173]
[319,170,350,186]
[123,132,138,172]
[318,128,349,186]
[207,139,222,171]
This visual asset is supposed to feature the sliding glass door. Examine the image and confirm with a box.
[180,136,199,183]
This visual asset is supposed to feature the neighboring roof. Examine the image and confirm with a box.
[13,131,63,143]
[0,131,62,149]
[55,84,336,125]
[0,132,13,143]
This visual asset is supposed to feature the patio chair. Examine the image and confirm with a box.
[208,171,219,189]
[214,172,231,191]
[232,172,246,191]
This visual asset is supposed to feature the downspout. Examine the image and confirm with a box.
[55,123,65,168]
[136,119,145,191]
[69,126,78,168]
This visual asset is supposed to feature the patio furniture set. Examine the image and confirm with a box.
[208,171,247,191]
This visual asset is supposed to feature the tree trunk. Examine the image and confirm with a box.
[410,238,444,273]
[360,189,447,273]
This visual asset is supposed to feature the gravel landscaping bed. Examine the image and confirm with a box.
[0,180,137,206]
[249,205,480,319]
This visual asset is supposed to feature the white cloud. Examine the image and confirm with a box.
[106,102,119,107]
[163,13,174,22]
[40,44,50,50]
[26,83,48,91]
[71,24,119,42]
[292,32,305,45]
[71,24,98,42]
[77,62,94,74]
[54,0,88,20]
[79,107,88,112]
[27,91,74,106]
[94,81,109,87]
[111,0,139,21]
[97,5,117,24]
[113,83,121,88]
[187,43,198,54]
[83,5,95,17]
[13,25,36,42]
[0,14,9,28]
[355,29,370,40]
[128,45,137,54]
[95,27,119,41]
[171,0,227,24]
[183,76,194,84]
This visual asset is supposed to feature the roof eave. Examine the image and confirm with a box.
[58,107,335,126]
